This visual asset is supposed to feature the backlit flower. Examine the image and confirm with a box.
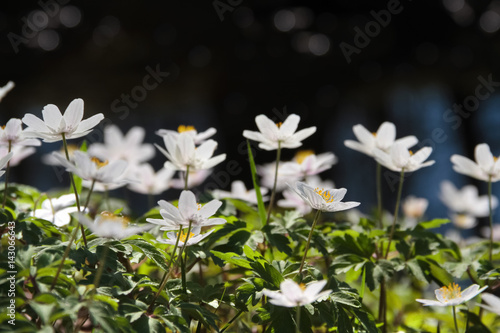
[402,196,428,219]
[344,122,418,157]
[262,279,332,307]
[79,211,152,239]
[243,114,316,151]
[280,151,337,179]
[0,118,41,147]
[156,132,226,171]
[157,226,214,246]
[146,190,226,229]
[288,181,360,212]
[278,176,334,215]
[31,194,80,227]
[156,125,216,145]
[258,161,300,192]
[374,143,434,172]
[22,98,104,143]
[212,180,268,204]
[416,283,487,307]
[0,81,14,102]
[451,143,500,182]
[127,163,175,195]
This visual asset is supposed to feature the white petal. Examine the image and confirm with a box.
[41,104,63,130]
[63,98,84,128]
[279,114,300,137]
[376,122,396,150]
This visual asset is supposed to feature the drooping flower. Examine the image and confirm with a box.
[0,145,36,167]
[127,163,175,195]
[53,151,129,186]
[31,194,80,227]
[0,152,13,177]
[288,181,360,212]
[280,150,337,179]
[156,132,226,171]
[88,125,155,167]
[0,118,41,147]
[439,181,498,229]
[212,180,268,204]
[402,195,428,219]
[157,226,214,246]
[156,125,216,145]
[0,81,14,102]
[22,98,104,143]
[262,279,332,307]
[278,176,334,215]
[78,211,153,239]
[243,114,316,151]
[451,143,500,182]
[146,190,226,229]
[416,283,487,307]
[480,293,500,315]
[344,122,418,157]
[374,142,435,172]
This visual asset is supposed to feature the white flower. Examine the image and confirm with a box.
[416,283,487,307]
[258,162,301,192]
[170,169,212,190]
[0,145,35,167]
[451,143,500,182]
[288,181,360,212]
[146,190,226,229]
[402,196,428,219]
[480,224,500,241]
[42,144,79,166]
[157,226,214,246]
[127,163,175,195]
[480,293,500,315]
[243,114,316,151]
[440,181,497,229]
[374,143,435,172]
[344,122,418,157]
[212,180,268,205]
[0,118,41,147]
[0,152,13,178]
[79,211,153,239]
[156,132,226,171]
[88,125,155,167]
[278,176,334,215]
[53,151,128,186]
[31,194,80,227]
[156,125,216,145]
[22,98,104,143]
[0,81,14,102]
[280,150,337,179]
[262,279,332,307]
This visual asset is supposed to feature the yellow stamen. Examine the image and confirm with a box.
[1,125,5,130]
[299,283,307,291]
[372,132,377,137]
[98,211,129,228]
[178,125,195,133]
[295,150,314,164]
[179,230,195,243]
[409,150,414,156]
[276,122,283,128]
[197,203,202,210]
[495,156,499,162]
[439,283,462,302]
[314,187,335,203]
[91,157,109,168]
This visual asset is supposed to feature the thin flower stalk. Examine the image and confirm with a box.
[376,162,383,228]
[2,141,11,208]
[488,176,494,261]
[385,169,405,259]
[92,244,110,295]
[295,306,301,333]
[266,141,281,225]
[298,209,321,275]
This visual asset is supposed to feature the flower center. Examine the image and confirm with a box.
[409,150,414,156]
[1,125,5,130]
[299,283,306,291]
[276,122,283,128]
[295,150,314,164]
[98,211,129,228]
[314,188,334,203]
[91,157,109,168]
[178,125,195,133]
[495,156,499,162]
[372,132,377,137]
[179,230,195,243]
[439,283,462,302]
[197,203,202,210]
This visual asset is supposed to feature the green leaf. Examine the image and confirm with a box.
[417,218,449,229]
[247,140,267,227]
[352,308,378,333]
[211,250,252,269]
[123,239,168,271]
[337,306,353,333]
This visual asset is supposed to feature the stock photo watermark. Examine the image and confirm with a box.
[213,0,243,21]
[6,221,17,325]
[7,0,70,54]
[339,0,412,64]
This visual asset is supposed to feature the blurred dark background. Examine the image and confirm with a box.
[1,0,500,229]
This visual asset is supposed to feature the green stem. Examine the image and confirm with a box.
[92,244,110,295]
[298,209,322,275]
[2,140,12,208]
[147,225,184,314]
[266,141,281,225]
[376,162,383,229]
[378,278,387,333]
[360,265,366,301]
[83,180,96,213]
[219,309,244,333]
[184,165,190,191]
[50,224,79,290]
[61,133,87,247]
[180,221,193,294]
[488,177,493,262]
[453,306,459,333]
[385,169,405,259]
[295,306,301,333]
